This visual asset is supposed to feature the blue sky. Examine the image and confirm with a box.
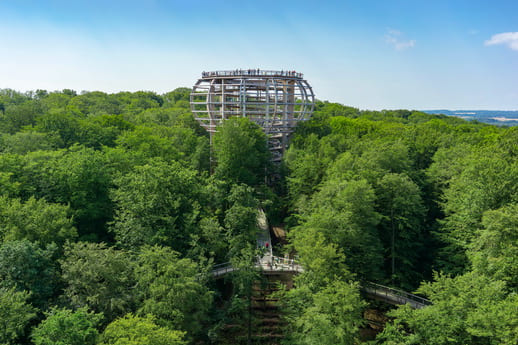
[0,0,517,110]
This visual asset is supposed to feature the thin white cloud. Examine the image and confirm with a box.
[485,32,518,51]
[385,29,415,50]
[387,29,401,36]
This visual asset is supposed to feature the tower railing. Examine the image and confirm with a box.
[201,70,304,78]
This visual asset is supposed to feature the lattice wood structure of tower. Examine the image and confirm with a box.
[190,69,315,162]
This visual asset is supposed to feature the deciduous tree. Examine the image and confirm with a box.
[0,240,59,308]
[0,288,36,345]
[110,160,200,251]
[100,314,186,345]
[135,246,212,338]
[60,242,135,322]
[31,307,102,345]
[213,117,271,186]
[0,196,76,245]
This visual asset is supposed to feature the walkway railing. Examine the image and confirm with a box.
[211,256,303,278]
[361,281,432,309]
[211,260,431,309]
[257,256,304,273]
[211,262,237,277]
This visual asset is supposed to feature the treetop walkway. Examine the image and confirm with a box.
[213,208,431,309]
[211,259,431,309]
[211,256,304,278]
[360,281,431,309]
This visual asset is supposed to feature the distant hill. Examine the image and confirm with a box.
[422,110,518,126]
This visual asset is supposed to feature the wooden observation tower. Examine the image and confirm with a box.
[190,69,315,162]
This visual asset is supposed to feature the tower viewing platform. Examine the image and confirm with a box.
[190,69,315,161]
[200,69,304,79]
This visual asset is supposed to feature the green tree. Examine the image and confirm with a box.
[378,272,518,345]
[0,100,43,133]
[35,112,82,148]
[35,110,132,149]
[280,229,363,345]
[100,314,186,345]
[295,178,383,279]
[67,91,121,116]
[162,88,191,107]
[0,150,63,201]
[0,196,77,245]
[60,242,135,322]
[376,173,426,287]
[0,288,36,345]
[289,229,351,288]
[466,293,518,345]
[285,135,329,206]
[115,125,198,165]
[4,147,112,241]
[0,131,56,154]
[110,160,200,251]
[282,208,364,344]
[39,90,72,112]
[437,151,518,273]
[120,91,163,116]
[76,114,134,149]
[135,246,212,338]
[0,240,59,308]
[186,216,227,262]
[469,204,518,290]
[286,280,365,345]
[31,307,102,345]
[223,184,259,258]
[403,118,455,170]
[38,146,112,240]
[0,172,20,197]
[213,117,271,186]
[353,140,412,184]
[224,244,261,344]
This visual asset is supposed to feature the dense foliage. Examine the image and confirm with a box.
[283,103,517,344]
[0,88,516,344]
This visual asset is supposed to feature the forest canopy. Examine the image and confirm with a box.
[0,88,516,345]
